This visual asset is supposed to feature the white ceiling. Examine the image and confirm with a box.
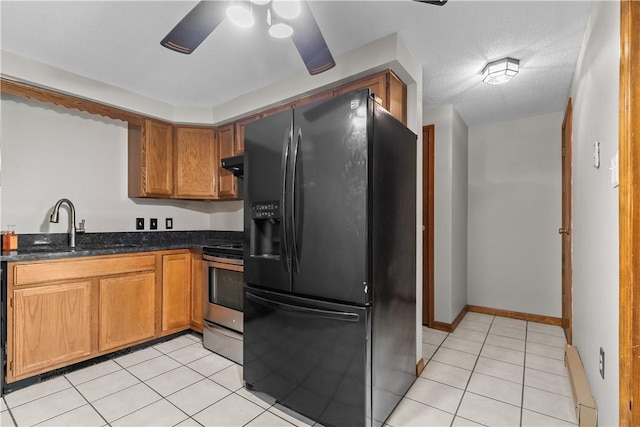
[0,0,591,127]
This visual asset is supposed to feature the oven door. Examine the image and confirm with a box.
[203,259,244,333]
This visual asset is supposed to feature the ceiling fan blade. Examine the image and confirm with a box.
[290,1,335,75]
[413,0,448,5]
[161,1,228,54]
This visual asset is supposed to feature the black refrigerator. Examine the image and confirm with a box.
[243,89,416,427]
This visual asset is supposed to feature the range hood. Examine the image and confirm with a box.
[221,154,244,178]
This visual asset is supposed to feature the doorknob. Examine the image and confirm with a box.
[558,228,569,235]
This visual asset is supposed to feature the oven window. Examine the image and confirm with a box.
[209,267,244,311]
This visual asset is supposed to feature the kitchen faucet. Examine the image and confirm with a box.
[49,198,78,248]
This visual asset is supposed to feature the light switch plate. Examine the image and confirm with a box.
[136,218,144,230]
[165,218,173,230]
[150,218,158,230]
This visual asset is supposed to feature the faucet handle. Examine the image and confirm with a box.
[77,219,86,234]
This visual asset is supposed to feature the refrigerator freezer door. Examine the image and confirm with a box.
[290,90,370,304]
[243,287,371,427]
[244,109,293,293]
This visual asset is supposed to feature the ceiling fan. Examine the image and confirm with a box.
[160,0,447,76]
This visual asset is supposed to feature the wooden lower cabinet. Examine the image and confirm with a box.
[190,253,204,332]
[162,253,191,332]
[6,250,204,383]
[99,272,156,352]
[12,281,92,379]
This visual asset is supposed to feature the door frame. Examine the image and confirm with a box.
[422,125,435,327]
[619,0,639,425]
[561,99,573,345]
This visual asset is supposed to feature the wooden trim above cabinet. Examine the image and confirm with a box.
[1,78,146,125]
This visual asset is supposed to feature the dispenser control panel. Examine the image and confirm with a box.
[251,201,280,219]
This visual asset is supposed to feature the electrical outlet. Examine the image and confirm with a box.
[136,218,144,230]
[599,347,605,379]
[165,218,173,230]
[150,218,158,230]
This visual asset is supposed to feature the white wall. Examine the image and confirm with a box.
[451,110,468,319]
[0,96,215,233]
[423,105,468,324]
[467,112,563,317]
[569,1,619,425]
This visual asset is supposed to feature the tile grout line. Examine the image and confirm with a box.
[3,398,19,427]
[520,321,529,427]
[450,314,496,426]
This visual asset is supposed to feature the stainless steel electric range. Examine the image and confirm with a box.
[202,243,243,364]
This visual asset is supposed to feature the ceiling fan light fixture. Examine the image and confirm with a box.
[267,8,293,38]
[272,0,300,19]
[482,57,519,85]
[269,22,293,38]
[227,1,254,28]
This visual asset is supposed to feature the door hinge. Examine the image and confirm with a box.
[9,361,13,372]
[563,294,565,304]
[562,145,566,157]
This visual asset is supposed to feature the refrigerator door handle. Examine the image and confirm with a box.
[280,126,293,272]
[246,291,360,322]
[290,127,302,273]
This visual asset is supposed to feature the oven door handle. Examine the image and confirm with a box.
[246,292,360,322]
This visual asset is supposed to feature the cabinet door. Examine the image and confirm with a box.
[235,113,261,154]
[217,124,237,198]
[190,254,204,332]
[143,120,174,197]
[13,281,92,378]
[162,253,191,332]
[174,127,216,199]
[335,73,387,109]
[387,72,407,125]
[99,272,155,351]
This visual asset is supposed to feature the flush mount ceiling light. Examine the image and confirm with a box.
[482,57,519,85]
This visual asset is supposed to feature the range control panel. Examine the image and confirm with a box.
[251,201,280,219]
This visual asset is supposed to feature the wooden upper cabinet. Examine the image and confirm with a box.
[128,119,173,198]
[174,127,216,199]
[335,72,388,109]
[334,70,407,125]
[387,72,408,125]
[291,90,336,109]
[235,114,260,154]
[216,123,237,198]
[12,281,92,379]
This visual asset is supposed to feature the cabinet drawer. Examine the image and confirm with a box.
[12,254,156,286]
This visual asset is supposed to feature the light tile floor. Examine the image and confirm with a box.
[1,313,577,426]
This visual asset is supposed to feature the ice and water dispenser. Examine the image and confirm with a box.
[251,201,280,259]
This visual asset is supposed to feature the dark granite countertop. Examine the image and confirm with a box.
[0,230,242,262]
